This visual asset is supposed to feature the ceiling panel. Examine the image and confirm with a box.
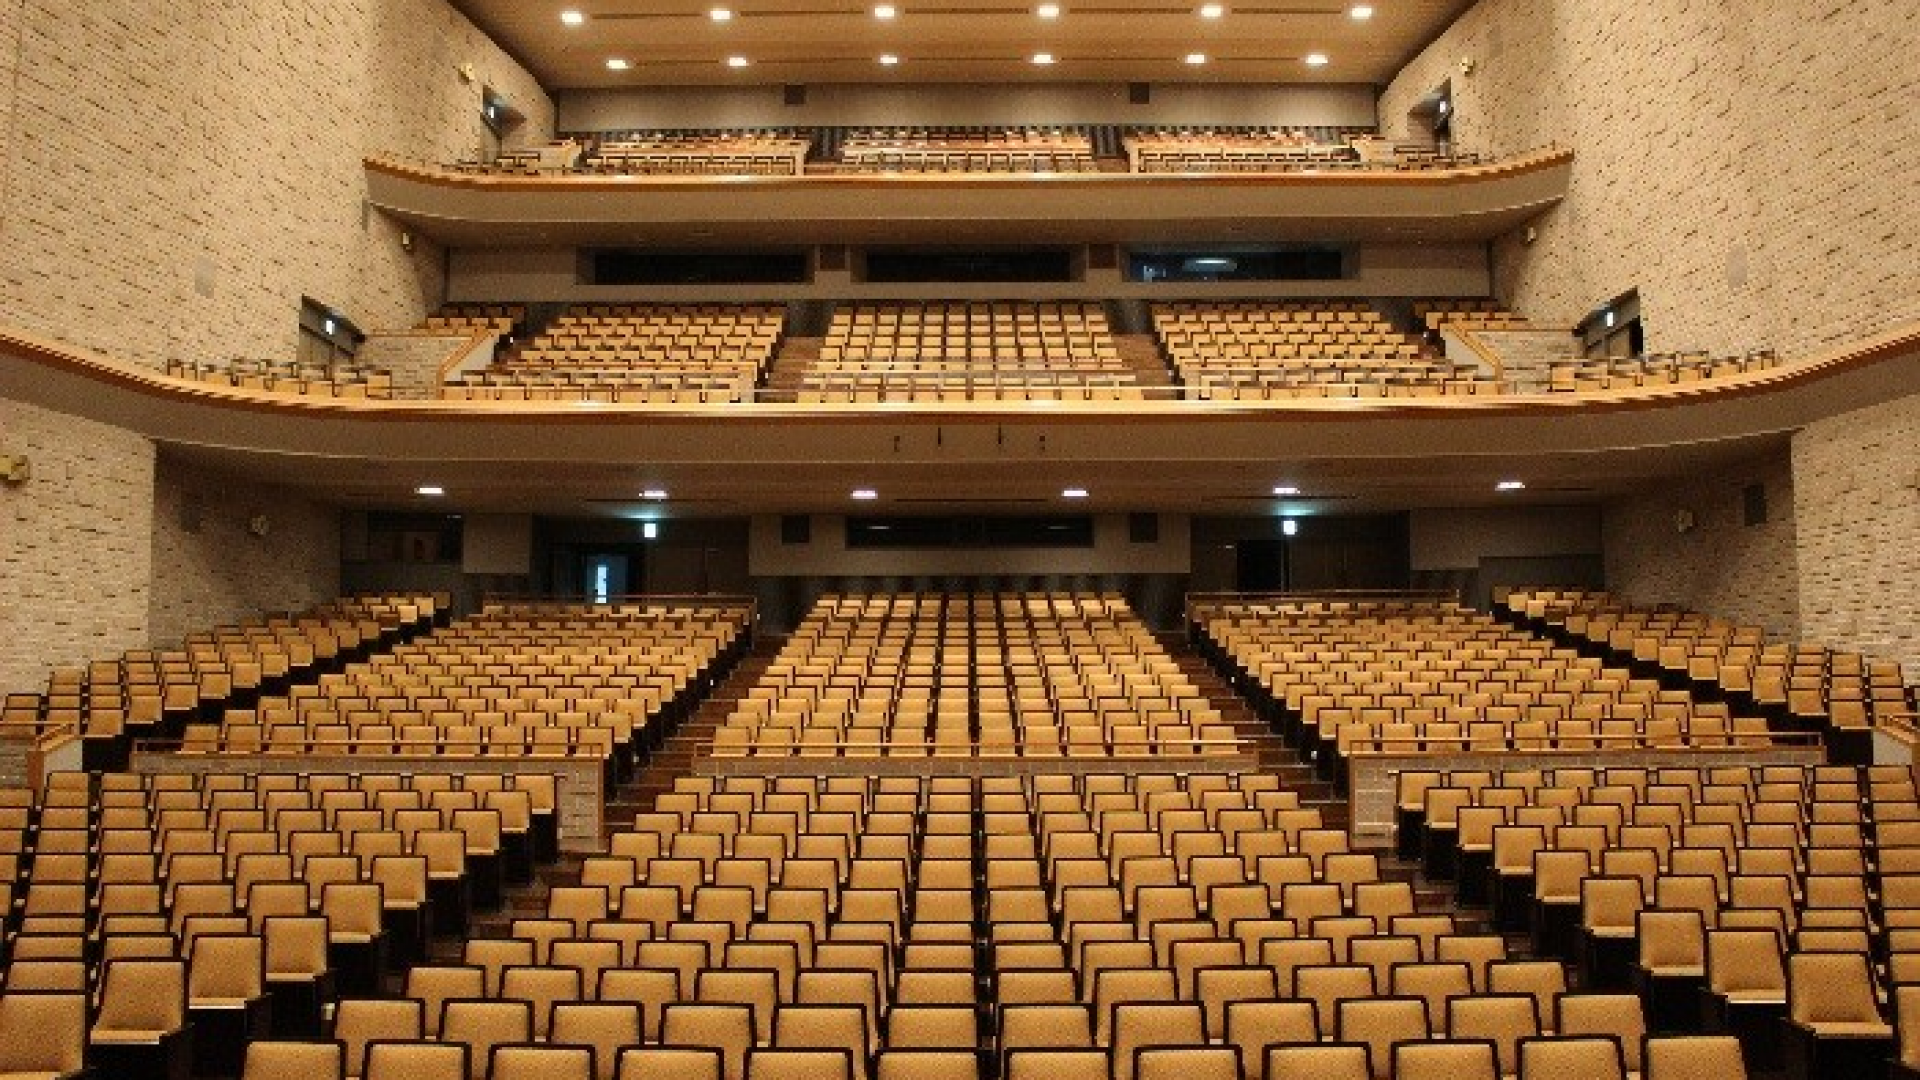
[452,0,1473,89]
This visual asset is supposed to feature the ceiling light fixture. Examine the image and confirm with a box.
[873,3,897,16]
[1062,487,1089,498]
[1031,51,1055,65]
[641,522,660,539]
[415,485,445,497]
[851,488,878,500]
[1198,2,1225,17]
[709,7,733,20]
[1281,518,1300,537]
[726,55,750,67]
[1497,479,1527,492]
[1349,4,1373,18]
[878,53,900,65]
[1304,52,1330,66]
[1273,485,1301,496]
[1036,3,1061,17]
[640,489,669,500]
[605,57,630,70]
[560,10,586,26]
[1184,52,1207,64]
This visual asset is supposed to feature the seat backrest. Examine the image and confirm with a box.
[0,991,88,1073]
[1446,993,1539,1076]
[1002,1049,1111,1080]
[363,1040,470,1080]
[1335,996,1430,1080]
[1134,1045,1238,1080]
[243,1039,348,1080]
[1517,1036,1625,1080]
[998,1003,1094,1050]
[332,998,426,1079]
[94,958,187,1033]
[1705,930,1784,996]
[875,1050,979,1080]
[1788,950,1883,1024]
[746,1048,854,1080]
[1642,1035,1750,1080]
[1391,1039,1500,1080]
[551,1002,643,1080]
[614,1045,725,1076]
[661,1002,756,1080]
[1264,1042,1371,1080]
[488,1043,595,1080]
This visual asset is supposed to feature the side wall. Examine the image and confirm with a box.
[0,401,156,694]
[1380,0,1920,357]
[1601,453,1800,639]
[0,0,553,368]
[1793,391,1920,679]
[148,458,343,649]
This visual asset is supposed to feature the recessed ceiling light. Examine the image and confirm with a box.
[1273,485,1301,496]
[560,10,586,26]
[1304,52,1330,66]
[640,489,669,500]
[415,485,445,497]
[1349,4,1374,18]
[709,6,733,20]
[605,57,630,70]
[1031,51,1055,65]
[872,3,897,16]
[1184,52,1207,65]
[1062,487,1089,498]
[878,53,900,65]
[1036,3,1061,16]
[726,55,750,67]
[1198,2,1225,17]
[1281,518,1300,537]
[851,488,878,500]
[1496,479,1527,492]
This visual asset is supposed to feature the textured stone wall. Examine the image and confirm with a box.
[0,400,155,695]
[357,333,482,397]
[1602,452,1800,640]
[1793,391,1920,679]
[148,457,342,649]
[1381,0,1920,358]
[0,0,553,368]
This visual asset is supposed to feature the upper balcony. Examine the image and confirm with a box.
[363,144,1575,248]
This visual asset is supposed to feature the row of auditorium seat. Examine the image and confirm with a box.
[583,134,810,176]
[0,763,572,1080]
[712,594,1235,758]
[447,305,783,402]
[165,357,396,399]
[3,595,443,756]
[1406,761,1920,1078]
[3,991,1788,1080]
[170,297,1789,405]
[837,129,1098,174]
[175,602,751,773]
[394,305,527,338]
[1189,598,1792,779]
[1411,300,1531,333]
[4,760,1902,1080]
[230,768,1803,1080]
[1497,587,1913,743]
[1151,302,1490,399]
[791,302,1138,402]
[439,126,1532,180]
[1544,350,1782,392]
